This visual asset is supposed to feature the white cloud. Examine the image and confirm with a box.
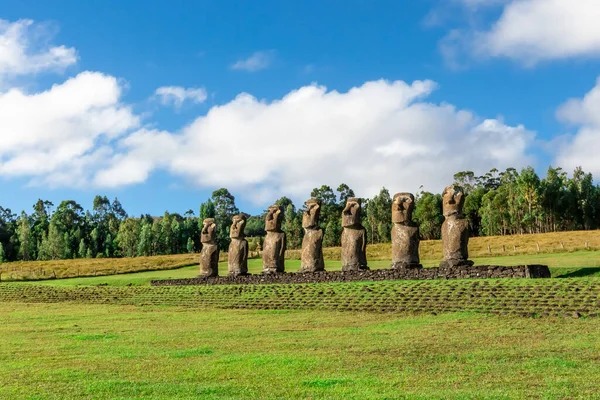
[555,77,600,175]
[98,79,535,203]
[94,129,179,187]
[0,18,535,200]
[154,86,207,108]
[0,18,138,187]
[441,0,600,65]
[230,50,274,72]
[0,19,77,80]
[0,71,139,186]
[556,77,600,127]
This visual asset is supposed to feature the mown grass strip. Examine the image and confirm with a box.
[1,278,599,317]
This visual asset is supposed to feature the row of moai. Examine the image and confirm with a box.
[199,184,472,277]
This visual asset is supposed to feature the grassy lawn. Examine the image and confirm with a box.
[3,239,599,400]
[18,250,600,287]
[1,302,598,399]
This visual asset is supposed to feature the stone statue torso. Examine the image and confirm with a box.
[300,228,324,272]
[228,238,248,276]
[341,226,367,271]
[391,224,420,267]
[200,243,219,277]
[441,216,470,263]
[263,231,286,273]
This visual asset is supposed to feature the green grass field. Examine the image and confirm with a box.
[3,249,600,398]
[1,302,599,399]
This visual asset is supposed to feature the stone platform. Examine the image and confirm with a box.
[151,264,551,286]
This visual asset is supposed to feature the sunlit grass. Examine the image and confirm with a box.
[1,302,599,399]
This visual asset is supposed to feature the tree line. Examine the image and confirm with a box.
[0,165,599,263]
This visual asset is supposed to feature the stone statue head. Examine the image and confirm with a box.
[392,192,415,224]
[201,218,217,244]
[342,197,362,227]
[442,185,465,217]
[230,214,247,239]
[265,204,284,232]
[302,198,321,229]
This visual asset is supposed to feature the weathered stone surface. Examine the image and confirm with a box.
[300,199,325,273]
[391,224,421,269]
[152,264,552,286]
[341,198,368,271]
[228,214,248,276]
[200,218,219,277]
[263,204,286,274]
[440,185,473,268]
[391,192,421,269]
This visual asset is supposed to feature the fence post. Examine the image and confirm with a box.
[536,242,540,252]
[487,244,491,254]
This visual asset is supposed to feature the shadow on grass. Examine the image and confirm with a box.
[554,267,600,278]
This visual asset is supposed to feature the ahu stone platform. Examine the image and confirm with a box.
[151,265,551,286]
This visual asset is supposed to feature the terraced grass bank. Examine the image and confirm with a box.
[152,264,551,286]
[2,278,599,317]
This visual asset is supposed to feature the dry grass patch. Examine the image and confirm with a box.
[286,230,600,261]
[0,254,199,282]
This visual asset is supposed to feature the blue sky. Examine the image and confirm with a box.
[1,0,600,217]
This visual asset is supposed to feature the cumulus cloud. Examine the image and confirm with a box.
[555,78,600,175]
[0,18,139,187]
[441,0,600,66]
[0,21,535,200]
[97,79,535,203]
[154,86,207,108]
[0,19,77,80]
[0,71,139,186]
[94,129,179,188]
[230,50,274,72]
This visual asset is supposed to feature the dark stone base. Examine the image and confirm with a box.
[391,262,423,270]
[439,259,474,269]
[199,272,219,278]
[341,264,369,272]
[523,264,552,278]
[151,264,552,286]
[262,269,285,275]
[228,272,249,277]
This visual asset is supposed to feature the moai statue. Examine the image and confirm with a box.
[262,204,286,274]
[440,185,474,268]
[200,218,219,277]
[228,214,248,276]
[300,199,325,273]
[391,192,422,269]
[341,197,368,271]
